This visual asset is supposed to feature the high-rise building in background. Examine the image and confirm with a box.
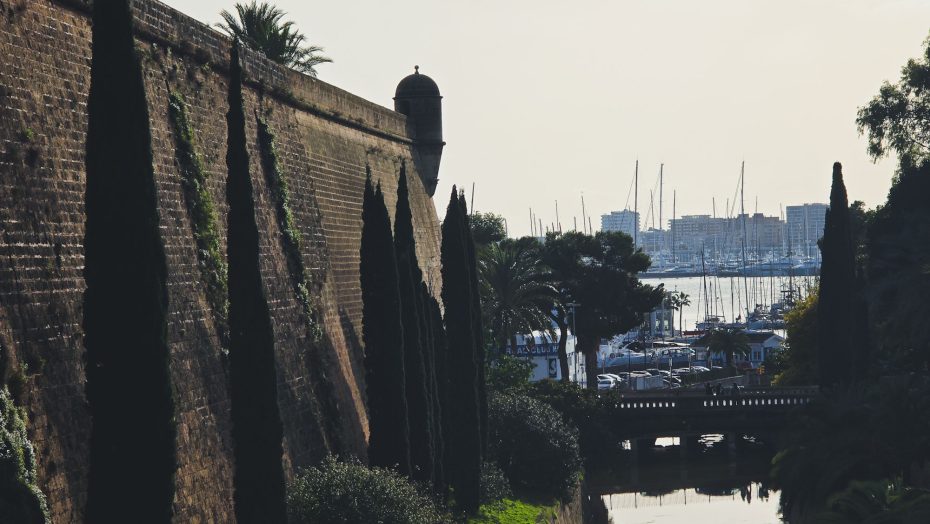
[601,210,640,240]
[785,204,828,258]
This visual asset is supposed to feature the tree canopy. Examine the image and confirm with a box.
[218,1,332,76]
[478,242,557,353]
[469,212,507,246]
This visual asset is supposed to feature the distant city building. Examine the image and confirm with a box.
[639,228,667,253]
[667,213,785,260]
[786,203,828,258]
[601,210,640,241]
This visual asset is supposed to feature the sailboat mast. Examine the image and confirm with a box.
[672,191,677,263]
[634,160,639,247]
[740,161,750,322]
[659,164,664,231]
[581,193,588,235]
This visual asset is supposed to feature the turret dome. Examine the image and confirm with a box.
[395,66,441,99]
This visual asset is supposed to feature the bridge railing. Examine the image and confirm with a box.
[613,388,817,411]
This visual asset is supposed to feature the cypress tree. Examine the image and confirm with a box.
[225,42,287,523]
[83,1,175,521]
[817,162,856,388]
[393,164,435,484]
[419,281,445,492]
[361,169,411,475]
[460,194,488,454]
[440,187,482,513]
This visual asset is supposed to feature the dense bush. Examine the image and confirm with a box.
[479,461,512,506]
[487,392,581,501]
[528,380,620,467]
[287,456,451,523]
[486,353,533,394]
[0,387,49,523]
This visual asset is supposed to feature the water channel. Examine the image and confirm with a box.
[591,435,785,523]
[589,275,800,522]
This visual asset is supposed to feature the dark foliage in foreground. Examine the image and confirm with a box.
[83,1,175,520]
[287,456,452,524]
[487,392,581,502]
[225,43,287,522]
[361,171,411,475]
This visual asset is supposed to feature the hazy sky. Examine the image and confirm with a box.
[163,0,930,237]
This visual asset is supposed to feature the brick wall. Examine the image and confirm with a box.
[0,0,443,521]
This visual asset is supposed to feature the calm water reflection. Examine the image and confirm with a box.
[593,435,785,523]
[604,483,783,524]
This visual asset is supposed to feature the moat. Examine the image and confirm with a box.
[590,435,784,523]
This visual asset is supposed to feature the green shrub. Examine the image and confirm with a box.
[528,380,620,467]
[486,354,533,394]
[287,456,452,523]
[487,392,581,501]
[0,386,49,523]
[479,461,511,506]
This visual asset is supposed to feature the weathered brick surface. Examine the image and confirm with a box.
[0,2,92,522]
[0,0,443,522]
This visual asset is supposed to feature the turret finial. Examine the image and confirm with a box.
[414,65,419,74]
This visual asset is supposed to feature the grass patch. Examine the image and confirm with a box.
[469,498,557,524]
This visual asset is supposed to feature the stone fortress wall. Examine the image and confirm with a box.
[0,0,443,521]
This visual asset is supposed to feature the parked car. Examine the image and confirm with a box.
[691,366,711,373]
[597,378,615,391]
[663,379,682,389]
[646,369,673,378]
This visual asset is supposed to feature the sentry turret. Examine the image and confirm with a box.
[394,66,444,196]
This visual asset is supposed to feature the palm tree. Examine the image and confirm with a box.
[705,328,750,368]
[218,2,332,77]
[479,243,557,357]
[668,291,690,336]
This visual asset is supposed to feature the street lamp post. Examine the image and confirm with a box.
[567,303,580,384]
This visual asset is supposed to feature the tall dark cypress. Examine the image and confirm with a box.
[817,162,856,388]
[460,194,488,454]
[225,43,287,523]
[393,164,435,483]
[426,285,451,497]
[83,1,176,521]
[361,169,411,475]
[441,187,482,513]
[419,281,445,493]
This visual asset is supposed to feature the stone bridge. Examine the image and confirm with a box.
[606,386,819,439]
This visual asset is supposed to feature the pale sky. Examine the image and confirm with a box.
[163,0,930,237]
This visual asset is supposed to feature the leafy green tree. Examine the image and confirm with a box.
[540,231,662,388]
[773,290,819,386]
[83,1,176,520]
[360,170,411,476]
[865,158,930,372]
[479,243,557,355]
[393,165,435,485]
[218,1,331,76]
[469,212,507,246]
[705,328,750,368]
[224,42,287,522]
[818,162,857,387]
[440,188,482,513]
[856,33,930,164]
